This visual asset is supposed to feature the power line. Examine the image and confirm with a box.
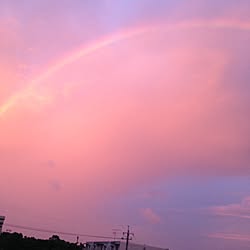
[5,223,114,240]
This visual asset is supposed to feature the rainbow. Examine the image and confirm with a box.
[1,19,250,117]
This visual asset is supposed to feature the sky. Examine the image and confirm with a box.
[0,0,250,249]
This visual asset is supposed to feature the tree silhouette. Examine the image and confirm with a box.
[0,232,82,250]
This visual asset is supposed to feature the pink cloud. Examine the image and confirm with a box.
[141,208,161,224]
[208,232,250,242]
[209,196,250,219]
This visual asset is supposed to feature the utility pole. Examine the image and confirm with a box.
[122,226,134,250]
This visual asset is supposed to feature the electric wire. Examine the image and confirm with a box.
[5,223,115,240]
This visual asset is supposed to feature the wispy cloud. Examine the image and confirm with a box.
[209,196,250,219]
[208,232,250,242]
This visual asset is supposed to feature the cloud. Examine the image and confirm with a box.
[141,208,161,224]
[48,179,62,191]
[0,18,250,194]
[209,196,250,219]
[1,18,250,117]
[208,232,250,242]
[46,160,56,169]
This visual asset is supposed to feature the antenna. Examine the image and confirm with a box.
[112,228,122,240]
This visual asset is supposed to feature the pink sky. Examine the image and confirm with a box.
[1,1,250,249]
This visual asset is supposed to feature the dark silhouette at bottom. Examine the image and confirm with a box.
[0,232,84,250]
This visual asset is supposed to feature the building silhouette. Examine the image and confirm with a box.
[0,216,5,233]
[85,241,169,250]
